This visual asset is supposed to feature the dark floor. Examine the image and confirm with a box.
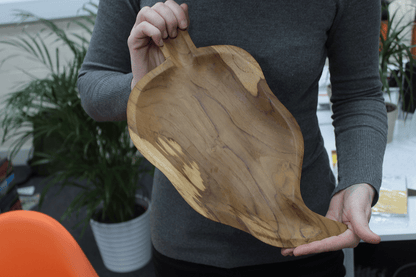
[9,165,416,277]
[12,164,156,277]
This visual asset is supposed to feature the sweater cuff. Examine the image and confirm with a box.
[330,128,387,207]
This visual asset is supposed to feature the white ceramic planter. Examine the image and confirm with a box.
[90,195,152,273]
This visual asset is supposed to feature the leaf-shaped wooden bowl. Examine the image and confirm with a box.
[127,29,347,248]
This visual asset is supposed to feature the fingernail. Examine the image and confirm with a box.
[180,19,187,29]
[163,30,168,39]
[159,39,164,46]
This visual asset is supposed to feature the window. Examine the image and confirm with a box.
[0,0,98,25]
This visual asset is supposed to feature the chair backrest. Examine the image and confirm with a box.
[0,210,99,277]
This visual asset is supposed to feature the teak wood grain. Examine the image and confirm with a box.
[127,29,348,248]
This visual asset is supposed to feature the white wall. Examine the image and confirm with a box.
[389,0,416,46]
[0,0,97,25]
[0,16,93,165]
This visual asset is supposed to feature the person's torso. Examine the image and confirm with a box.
[138,0,339,268]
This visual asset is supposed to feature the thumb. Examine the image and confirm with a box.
[350,207,380,244]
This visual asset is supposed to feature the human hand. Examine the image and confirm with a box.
[281,183,381,257]
[128,0,190,89]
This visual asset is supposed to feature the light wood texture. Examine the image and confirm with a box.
[127,29,347,248]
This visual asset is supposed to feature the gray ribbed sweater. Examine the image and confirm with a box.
[78,0,388,268]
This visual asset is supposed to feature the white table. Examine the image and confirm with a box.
[317,107,416,277]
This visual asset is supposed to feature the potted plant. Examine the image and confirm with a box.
[379,0,416,142]
[0,3,155,273]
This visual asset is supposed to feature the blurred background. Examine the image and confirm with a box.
[1,1,416,277]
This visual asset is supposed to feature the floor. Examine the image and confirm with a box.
[9,165,416,277]
[12,164,156,277]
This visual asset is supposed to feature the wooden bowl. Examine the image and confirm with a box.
[127,29,347,248]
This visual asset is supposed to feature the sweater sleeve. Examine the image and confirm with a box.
[326,0,388,207]
[77,0,141,122]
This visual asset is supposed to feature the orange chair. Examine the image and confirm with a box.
[0,210,99,277]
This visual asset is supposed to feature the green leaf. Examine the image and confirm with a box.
[0,37,33,56]
[39,35,54,73]
[0,53,20,69]
[55,48,60,75]
[3,5,151,235]
[24,31,48,67]
[36,176,60,211]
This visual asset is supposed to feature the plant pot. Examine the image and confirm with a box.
[90,195,152,273]
[386,102,398,143]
